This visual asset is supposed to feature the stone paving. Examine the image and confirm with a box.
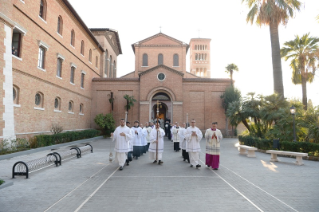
[0,137,319,212]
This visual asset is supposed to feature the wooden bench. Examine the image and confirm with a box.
[238,145,258,158]
[266,150,308,166]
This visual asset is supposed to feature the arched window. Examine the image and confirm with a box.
[173,54,179,66]
[81,40,84,55]
[105,49,108,77]
[39,0,47,20]
[57,16,63,35]
[54,97,61,111]
[158,54,163,65]
[195,53,198,60]
[142,53,148,66]
[13,85,19,105]
[95,56,98,68]
[35,92,44,108]
[80,103,84,114]
[109,55,112,77]
[113,61,116,78]
[70,30,75,46]
[89,49,92,62]
[68,101,74,112]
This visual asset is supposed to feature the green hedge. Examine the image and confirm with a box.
[238,135,319,156]
[30,129,100,148]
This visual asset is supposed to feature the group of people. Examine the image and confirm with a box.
[111,118,223,171]
[111,119,165,170]
[170,120,223,169]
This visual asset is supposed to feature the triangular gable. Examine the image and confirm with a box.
[139,33,185,45]
[139,65,184,77]
[132,33,189,53]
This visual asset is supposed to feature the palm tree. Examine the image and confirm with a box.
[280,33,319,110]
[225,63,239,87]
[242,0,302,98]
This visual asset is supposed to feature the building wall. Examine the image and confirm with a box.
[4,0,104,138]
[92,31,119,78]
[133,34,188,77]
[183,81,229,133]
[91,79,140,128]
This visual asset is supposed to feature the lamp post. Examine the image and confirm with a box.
[290,106,296,142]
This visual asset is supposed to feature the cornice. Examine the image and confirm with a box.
[139,65,184,77]
[183,78,231,83]
[92,78,139,82]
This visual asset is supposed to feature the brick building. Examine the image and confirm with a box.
[0,0,121,141]
[1,0,231,142]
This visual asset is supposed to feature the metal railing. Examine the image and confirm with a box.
[12,144,93,179]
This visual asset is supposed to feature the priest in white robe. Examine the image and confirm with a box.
[111,119,132,170]
[132,121,143,159]
[172,122,182,152]
[186,119,203,168]
[205,122,223,170]
[149,122,165,165]
[179,123,189,163]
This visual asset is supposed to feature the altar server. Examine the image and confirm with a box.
[172,122,182,152]
[132,121,143,159]
[180,123,189,163]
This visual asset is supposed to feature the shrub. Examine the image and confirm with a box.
[31,129,100,148]
[0,179,4,185]
[239,135,319,154]
[94,113,116,136]
[50,123,63,134]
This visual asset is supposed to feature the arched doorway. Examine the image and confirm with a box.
[151,92,171,123]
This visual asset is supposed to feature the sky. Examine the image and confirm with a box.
[69,0,319,107]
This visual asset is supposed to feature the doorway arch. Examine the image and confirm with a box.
[149,90,173,123]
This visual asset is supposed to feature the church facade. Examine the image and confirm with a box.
[91,33,231,132]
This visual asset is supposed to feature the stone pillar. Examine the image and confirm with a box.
[1,16,16,142]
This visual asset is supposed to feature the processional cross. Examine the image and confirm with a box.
[156,100,162,160]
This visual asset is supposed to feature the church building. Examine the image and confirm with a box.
[91,33,231,132]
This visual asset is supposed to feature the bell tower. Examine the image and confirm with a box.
[189,38,211,78]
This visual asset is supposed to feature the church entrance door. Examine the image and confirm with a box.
[151,92,172,126]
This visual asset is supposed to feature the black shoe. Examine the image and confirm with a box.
[158,160,163,165]
[183,159,186,161]
[196,164,201,168]
[126,162,129,166]
[206,165,210,168]
[190,165,193,167]
[213,168,218,170]
[119,166,123,170]
[153,160,157,163]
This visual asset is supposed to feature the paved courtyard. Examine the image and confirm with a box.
[0,137,319,212]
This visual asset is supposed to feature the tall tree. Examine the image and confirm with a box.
[225,63,239,87]
[280,33,319,110]
[220,86,241,136]
[242,0,301,97]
